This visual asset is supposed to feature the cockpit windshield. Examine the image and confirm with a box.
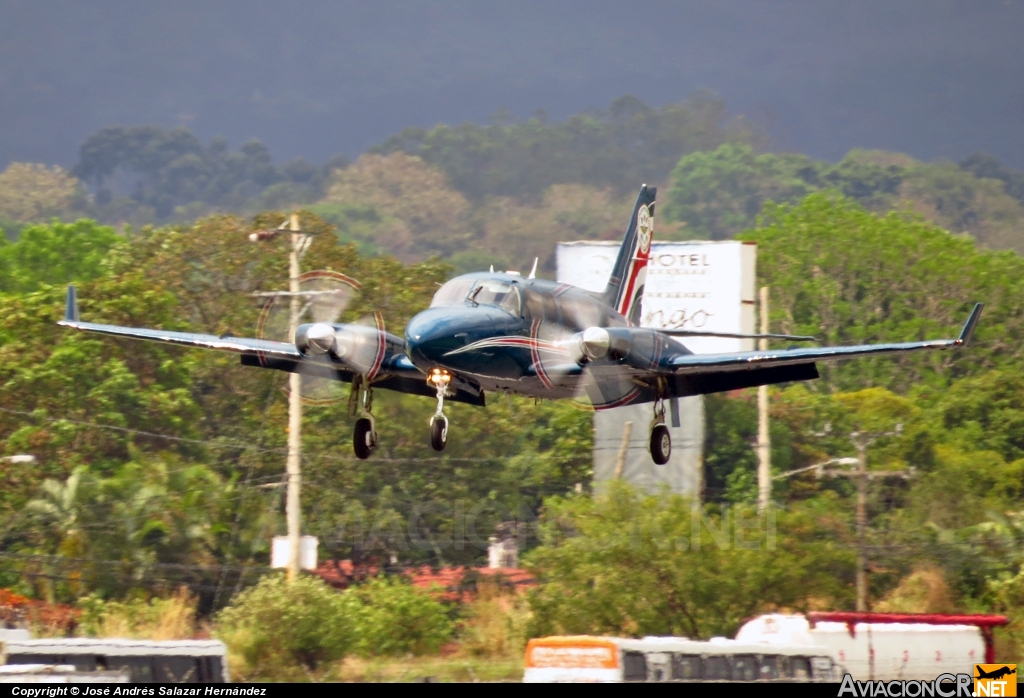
[430,278,475,307]
[469,279,521,316]
[429,277,522,316]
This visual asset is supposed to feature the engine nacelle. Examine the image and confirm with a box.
[295,322,338,355]
[575,327,633,362]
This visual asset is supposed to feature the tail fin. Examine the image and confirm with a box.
[601,184,656,324]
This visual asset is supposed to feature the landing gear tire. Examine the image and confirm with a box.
[650,424,671,465]
[430,416,448,452]
[354,417,376,459]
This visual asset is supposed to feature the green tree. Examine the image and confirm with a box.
[525,482,854,639]
[663,143,818,239]
[0,220,121,293]
[742,193,1024,392]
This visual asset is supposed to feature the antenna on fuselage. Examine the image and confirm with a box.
[528,257,538,279]
[490,264,494,273]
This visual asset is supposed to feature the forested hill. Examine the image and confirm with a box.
[370,93,760,200]
[3,93,1024,273]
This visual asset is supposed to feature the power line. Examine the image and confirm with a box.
[0,406,284,454]
[0,551,272,573]
[0,405,585,464]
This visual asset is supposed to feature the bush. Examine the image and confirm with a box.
[215,574,357,677]
[79,587,198,639]
[346,576,453,657]
[457,579,531,658]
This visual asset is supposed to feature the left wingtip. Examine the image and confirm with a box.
[62,285,79,324]
[957,302,984,346]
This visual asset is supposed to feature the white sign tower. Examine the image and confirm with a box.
[557,240,757,496]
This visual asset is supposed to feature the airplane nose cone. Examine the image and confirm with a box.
[405,305,520,371]
[405,308,464,367]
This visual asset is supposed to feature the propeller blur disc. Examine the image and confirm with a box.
[256,270,361,405]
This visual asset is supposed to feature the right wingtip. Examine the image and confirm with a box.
[957,302,984,346]
[62,284,79,324]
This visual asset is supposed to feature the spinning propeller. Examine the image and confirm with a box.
[256,270,385,404]
[527,292,816,410]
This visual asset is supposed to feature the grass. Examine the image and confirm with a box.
[330,655,523,683]
[78,587,201,640]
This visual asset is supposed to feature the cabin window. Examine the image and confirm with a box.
[731,654,758,681]
[468,280,521,316]
[703,655,729,680]
[671,654,702,680]
[759,655,781,680]
[788,656,812,680]
[622,651,647,681]
[430,278,475,307]
[810,656,834,680]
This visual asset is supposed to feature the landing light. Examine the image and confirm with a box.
[428,368,452,387]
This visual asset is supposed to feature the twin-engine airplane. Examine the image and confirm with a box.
[59,185,983,463]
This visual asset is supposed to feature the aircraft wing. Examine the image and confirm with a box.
[668,303,983,374]
[58,285,301,358]
[56,285,486,406]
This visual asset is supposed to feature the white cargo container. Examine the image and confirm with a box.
[1,638,230,683]
[736,613,1005,681]
[0,664,129,683]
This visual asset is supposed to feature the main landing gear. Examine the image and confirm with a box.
[351,376,378,460]
[428,368,451,452]
[649,398,671,466]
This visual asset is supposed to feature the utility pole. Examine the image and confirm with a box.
[285,213,303,583]
[613,421,633,480]
[817,427,911,611]
[757,286,771,513]
[250,213,310,583]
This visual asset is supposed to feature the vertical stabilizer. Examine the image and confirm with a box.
[601,185,656,324]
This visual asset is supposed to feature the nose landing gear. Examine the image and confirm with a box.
[350,376,378,460]
[649,398,671,465]
[428,369,452,451]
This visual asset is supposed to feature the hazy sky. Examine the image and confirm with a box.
[1,0,1022,168]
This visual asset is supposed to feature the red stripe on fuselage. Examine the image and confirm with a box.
[530,319,553,389]
[366,311,386,381]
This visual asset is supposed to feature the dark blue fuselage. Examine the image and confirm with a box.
[404,273,627,397]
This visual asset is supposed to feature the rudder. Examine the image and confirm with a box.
[601,184,656,324]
